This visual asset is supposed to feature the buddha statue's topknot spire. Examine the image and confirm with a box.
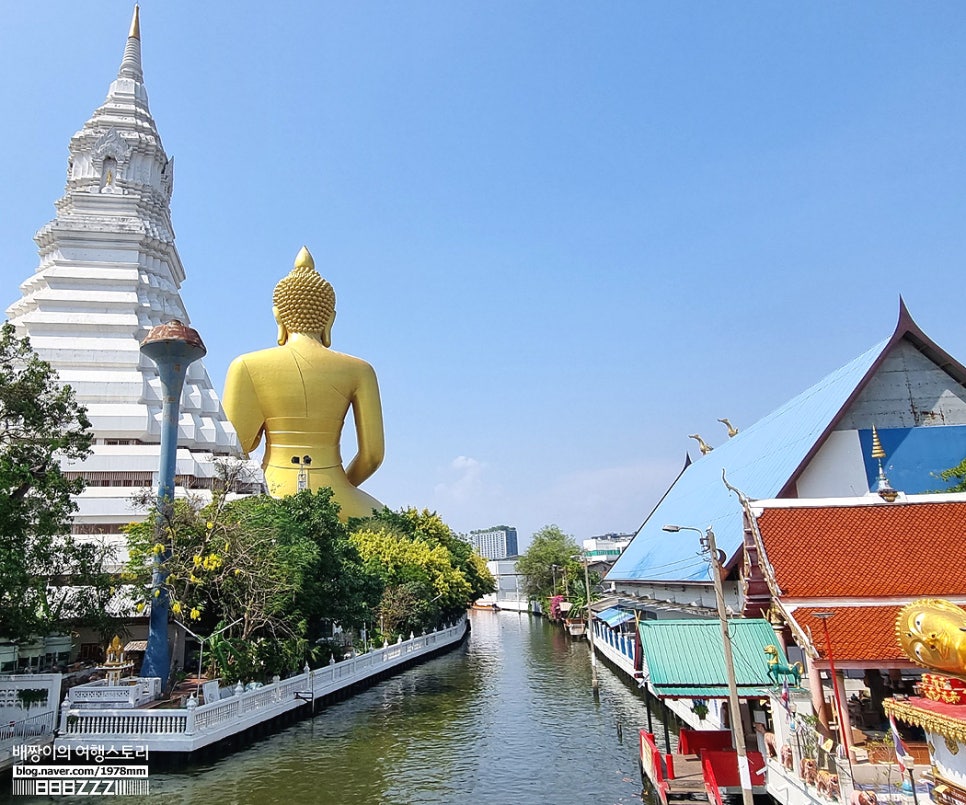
[294,246,315,271]
[118,5,143,81]
[273,247,335,337]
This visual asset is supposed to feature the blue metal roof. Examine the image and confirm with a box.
[596,607,636,628]
[608,338,889,582]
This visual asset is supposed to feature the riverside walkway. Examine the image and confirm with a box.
[56,617,468,754]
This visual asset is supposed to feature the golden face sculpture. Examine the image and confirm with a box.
[896,598,966,677]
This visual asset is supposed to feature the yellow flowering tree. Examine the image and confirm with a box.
[125,491,312,680]
[350,508,495,639]
[125,486,382,682]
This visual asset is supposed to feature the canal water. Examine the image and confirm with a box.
[29,612,663,804]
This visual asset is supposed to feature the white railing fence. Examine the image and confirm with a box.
[0,672,62,764]
[0,710,57,744]
[58,617,467,750]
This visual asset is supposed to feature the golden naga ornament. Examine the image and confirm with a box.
[223,247,385,520]
[896,598,966,679]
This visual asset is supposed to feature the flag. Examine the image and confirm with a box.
[890,714,909,772]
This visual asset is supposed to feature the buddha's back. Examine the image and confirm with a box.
[222,247,385,520]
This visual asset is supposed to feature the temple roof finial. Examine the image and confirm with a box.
[871,425,898,502]
[689,434,713,455]
[129,5,141,41]
[871,425,886,460]
[118,5,143,81]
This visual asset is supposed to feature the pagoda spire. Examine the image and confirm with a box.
[129,4,141,39]
[118,5,143,81]
[871,425,899,502]
[5,7,245,577]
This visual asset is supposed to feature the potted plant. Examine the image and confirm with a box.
[691,699,709,720]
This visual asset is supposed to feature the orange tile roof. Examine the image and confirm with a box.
[757,501,966,598]
[794,605,909,663]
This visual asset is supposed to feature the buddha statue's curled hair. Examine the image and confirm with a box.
[273,262,335,335]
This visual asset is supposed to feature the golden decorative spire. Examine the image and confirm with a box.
[717,417,739,438]
[129,5,141,41]
[294,245,315,271]
[870,424,898,502]
[118,5,143,80]
[871,425,886,459]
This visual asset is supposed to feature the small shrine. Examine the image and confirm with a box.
[101,636,134,686]
[66,635,159,710]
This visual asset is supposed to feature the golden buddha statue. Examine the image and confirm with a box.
[223,247,385,519]
[896,598,966,678]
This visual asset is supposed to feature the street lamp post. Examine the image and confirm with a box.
[173,617,242,700]
[664,524,754,805]
[813,612,850,760]
[139,321,207,688]
[901,754,919,805]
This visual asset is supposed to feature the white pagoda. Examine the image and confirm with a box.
[6,8,246,559]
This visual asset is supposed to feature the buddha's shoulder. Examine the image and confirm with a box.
[227,346,292,373]
[228,346,375,374]
[328,349,376,372]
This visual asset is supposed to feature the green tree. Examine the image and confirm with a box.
[515,524,580,600]
[125,487,382,682]
[0,322,117,641]
[271,488,383,643]
[351,507,494,638]
[936,457,966,492]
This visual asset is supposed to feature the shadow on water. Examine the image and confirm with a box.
[20,612,667,805]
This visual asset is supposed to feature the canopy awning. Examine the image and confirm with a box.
[638,618,784,700]
[596,607,636,628]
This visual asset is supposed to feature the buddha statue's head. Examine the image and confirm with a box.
[272,246,336,347]
[896,598,966,677]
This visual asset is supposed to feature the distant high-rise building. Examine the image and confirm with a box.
[469,526,518,560]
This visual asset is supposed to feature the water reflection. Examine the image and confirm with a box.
[49,612,655,805]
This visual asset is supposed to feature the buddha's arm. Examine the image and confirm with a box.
[222,358,266,453]
[345,363,385,487]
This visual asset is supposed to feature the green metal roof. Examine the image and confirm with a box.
[638,618,785,699]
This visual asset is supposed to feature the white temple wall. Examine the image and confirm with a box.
[795,430,869,498]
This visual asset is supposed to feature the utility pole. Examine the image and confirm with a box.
[706,526,755,805]
[664,524,754,805]
[582,553,599,692]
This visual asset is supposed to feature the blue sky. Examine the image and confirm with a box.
[3,3,966,548]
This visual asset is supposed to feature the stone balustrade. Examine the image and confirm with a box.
[68,677,161,709]
[56,617,467,754]
[0,675,64,771]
